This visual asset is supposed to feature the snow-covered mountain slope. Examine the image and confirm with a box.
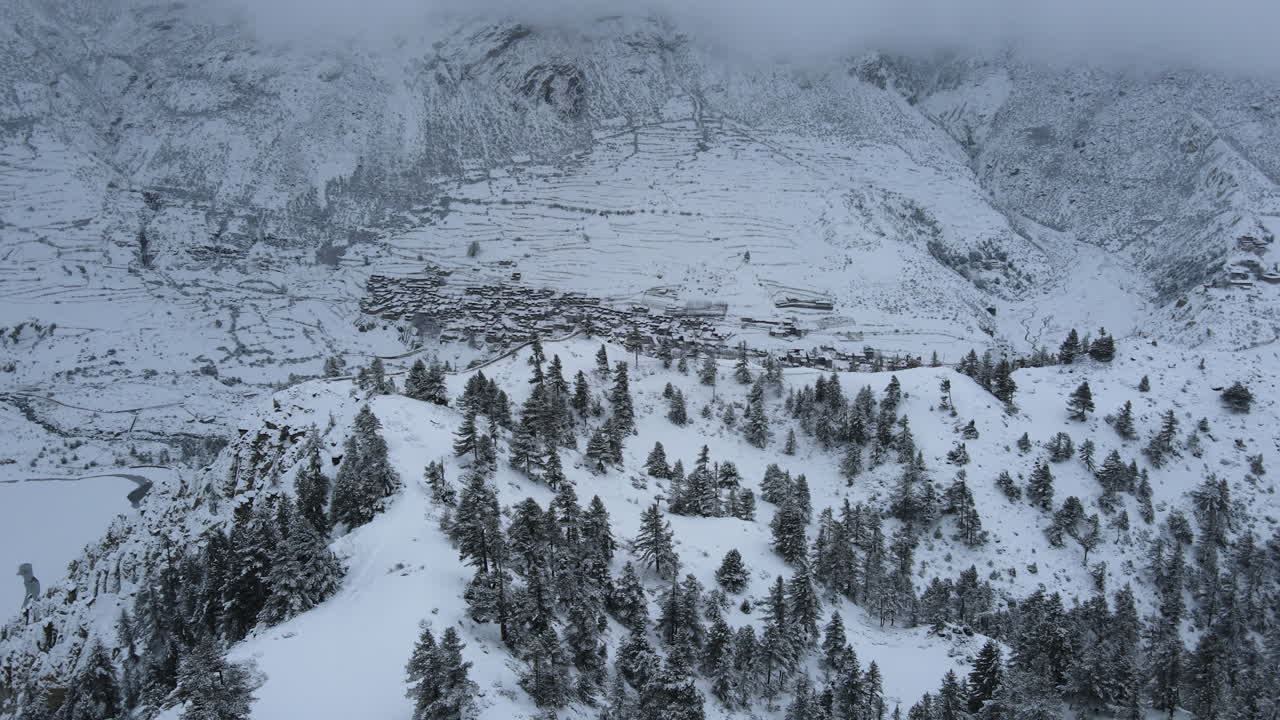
[3,2,1280,716]
[3,336,1275,717]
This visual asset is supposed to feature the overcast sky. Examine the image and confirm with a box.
[204,0,1280,74]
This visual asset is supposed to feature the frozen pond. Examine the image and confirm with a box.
[0,469,163,616]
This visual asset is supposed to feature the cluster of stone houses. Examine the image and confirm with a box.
[360,269,911,371]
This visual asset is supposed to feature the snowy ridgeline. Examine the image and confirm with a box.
[1,336,1277,720]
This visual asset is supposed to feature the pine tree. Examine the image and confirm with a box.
[1047,431,1075,462]
[995,469,1021,501]
[821,612,848,673]
[294,430,330,534]
[611,362,635,432]
[59,639,121,720]
[1144,409,1179,468]
[634,503,679,579]
[714,549,749,594]
[542,444,566,491]
[1060,329,1080,364]
[698,353,717,396]
[787,563,822,646]
[783,428,797,456]
[405,359,430,401]
[1017,432,1032,453]
[425,461,455,506]
[585,425,612,473]
[453,408,478,459]
[771,494,809,565]
[743,386,770,448]
[596,344,611,378]
[1088,331,1115,362]
[405,624,442,714]
[223,503,279,641]
[259,503,344,625]
[1027,461,1055,511]
[612,562,650,633]
[936,670,967,720]
[1221,382,1253,413]
[1067,381,1094,421]
[639,654,707,720]
[423,361,449,405]
[667,388,688,426]
[733,489,756,521]
[413,627,477,720]
[1079,439,1097,474]
[571,370,591,417]
[645,442,670,478]
[1138,375,1150,392]
[322,355,345,378]
[176,637,255,720]
[968,640,1003,713]
[840,445,862,485]
[625,327,645,367]
[1113,400,1137,440]
[882,375,902,413]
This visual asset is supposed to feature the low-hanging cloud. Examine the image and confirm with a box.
[202,0,1280,74]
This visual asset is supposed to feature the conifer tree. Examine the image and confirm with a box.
[1113,400,1137,440]
[611,562,650,633]
[1017,432,1032,453]
[294,431,330,533]
[732,489,756,521]
[995,470,1021,501]
[572,370,591,417]
[840,445,862,485]
[453,408,479,460]
[743,387,770,449]
[645,442,670,478]
[425,461,455,506]
[174,638,255,720]
[715,549,749,594]
[585,425,612,473]
[882,375,902,413]
[667,388,688,426]
[405,624,441,712]
[542,444,567,491]
[783,428,797,455]
[223,502,279,641]
[611,362,635,433]
[1060,329,1080,364]
[596,344,611,378]
[1144,409,1179,468]
[821,612,848,673]
[1079,439,1097,474]
[698,353,718,396]
[1138,375,1150,392]
[1027,461,1055,511]
[1221,382,1253,413]
[411,627,477,720]
[771,494,810,565]
[259,503,344,625]
[787,563,822,646]
[1088,331,1115,362]
[733,343,752,384]
[59,639,121,720]
[625,327,645,367]
[405,359,431,401]
[968,640,1003,713]
[634,503,679,579]
[1067,381,1094,421]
